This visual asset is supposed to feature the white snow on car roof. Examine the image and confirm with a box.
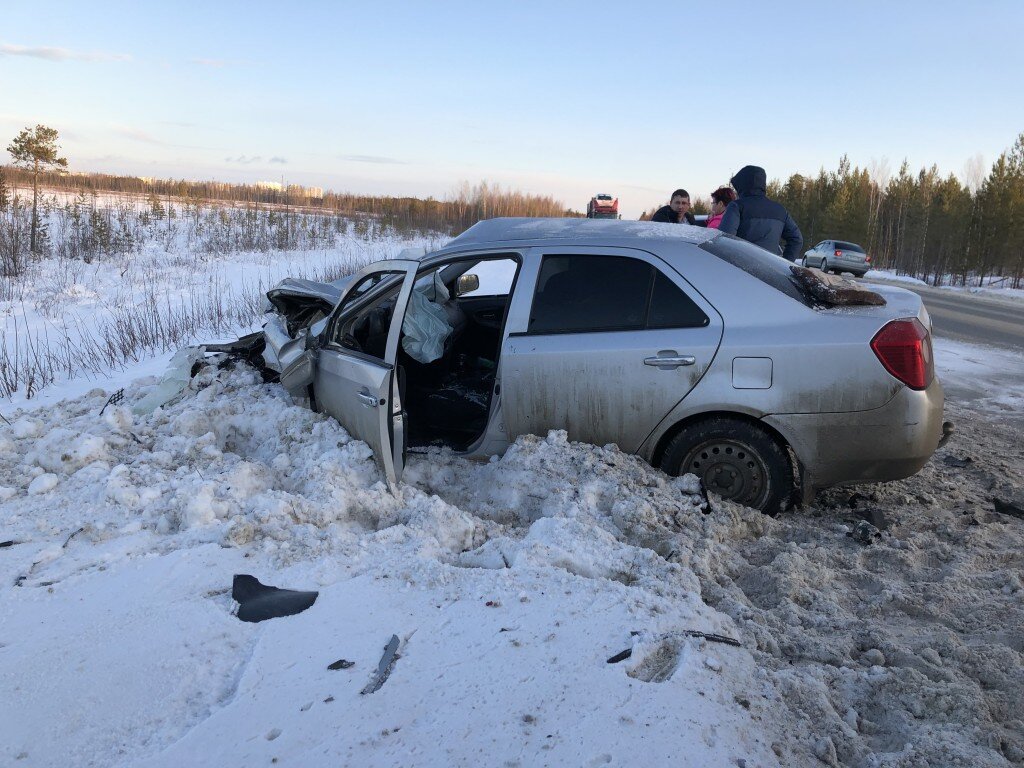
[446,217,720,247]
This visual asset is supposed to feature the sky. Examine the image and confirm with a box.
[2,0,1023,218]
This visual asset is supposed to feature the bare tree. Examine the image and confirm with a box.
[961,153,986,193]
[6,124,68,254]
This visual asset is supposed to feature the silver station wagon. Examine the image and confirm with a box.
[256,219,945,513]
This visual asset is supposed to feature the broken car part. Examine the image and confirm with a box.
[360,634,401,695]
[231,574,318,623]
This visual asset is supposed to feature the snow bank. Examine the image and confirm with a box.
[0,361,786,767]
[2,342,1022,766]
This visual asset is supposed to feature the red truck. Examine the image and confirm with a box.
[586,193,619,219]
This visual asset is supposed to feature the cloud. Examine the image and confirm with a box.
[113,127,163,144]
[224,155,287,165]
[190,58,227,68]
[341,154,407,165]
[0,43,131,62]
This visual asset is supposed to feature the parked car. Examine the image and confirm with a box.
[804,240,872,277]
[255,219,944,513]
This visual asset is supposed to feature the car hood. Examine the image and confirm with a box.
[267,275,357,305]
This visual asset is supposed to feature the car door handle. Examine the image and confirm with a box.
[357,391,379,408]
[644,354,696,368]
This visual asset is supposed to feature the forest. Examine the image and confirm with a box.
[3,131,1023,287]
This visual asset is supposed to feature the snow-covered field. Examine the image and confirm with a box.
[3,188,444,399]
[2,229,1024,767]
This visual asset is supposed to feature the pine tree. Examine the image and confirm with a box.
[6,125,68,254]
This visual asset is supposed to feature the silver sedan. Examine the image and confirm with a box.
[804,239,872,277]
[258,219,944,513]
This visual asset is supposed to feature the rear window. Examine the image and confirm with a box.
[699,235,812,306]
[833,241,865,253]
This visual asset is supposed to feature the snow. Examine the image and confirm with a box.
[0,363,784,767]
[932,337,1024,417]
[1,203,441,403]
[866,269,1024,302]
[449,217,720,246]
[2,218,1023,766]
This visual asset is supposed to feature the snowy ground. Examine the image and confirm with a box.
[0,190,443,401]
[864,270,1023,303]
[1,337,1022,767]
[2,239,1023,766]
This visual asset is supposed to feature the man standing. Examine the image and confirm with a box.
[718,166,803,261]
[650,189,696,224]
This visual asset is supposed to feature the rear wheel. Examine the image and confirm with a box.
[820,258,829,272]
[660,418,793,514]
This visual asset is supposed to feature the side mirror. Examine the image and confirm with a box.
[456,273,480,296]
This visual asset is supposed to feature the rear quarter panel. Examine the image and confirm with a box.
[638,246,926,457]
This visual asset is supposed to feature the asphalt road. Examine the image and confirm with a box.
[864,279,1024,351]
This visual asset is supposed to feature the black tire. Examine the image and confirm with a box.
[820,258,829,272]
[660,418,793,514]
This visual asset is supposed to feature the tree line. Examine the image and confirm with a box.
[1,167,570,239]
[769,134,1024,288]
[4,123,1024,287]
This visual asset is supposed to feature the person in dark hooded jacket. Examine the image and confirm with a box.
[718,166,803,261]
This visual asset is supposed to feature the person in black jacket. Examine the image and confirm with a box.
[650,189,696,225]
[718,166,803,261]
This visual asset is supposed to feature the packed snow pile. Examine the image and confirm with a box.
[0,360,784,767]
[1,356,1022,767]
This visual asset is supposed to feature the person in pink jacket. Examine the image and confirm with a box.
[706,187,736,229]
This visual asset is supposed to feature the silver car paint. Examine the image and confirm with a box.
[264,219,943,498]
[499,245,724,454]
[805,241,870,275]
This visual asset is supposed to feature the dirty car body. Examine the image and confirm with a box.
[259,218,944,512]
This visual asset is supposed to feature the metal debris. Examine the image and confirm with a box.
[99,389,125,416]
[849,519,882,545]
[360,634,401,695]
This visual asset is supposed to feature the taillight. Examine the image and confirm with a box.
[835,249,842,257]
[865,255,872,263]
[870,318,934,390]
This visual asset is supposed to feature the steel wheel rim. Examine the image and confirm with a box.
[682,438,769,507]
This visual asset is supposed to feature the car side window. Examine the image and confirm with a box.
[528,254,708,334]
[455,257,518,297]
[647,270,710,328]
[330,271,405,360]
[337,273,391,316]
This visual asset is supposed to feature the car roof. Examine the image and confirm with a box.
[436,217,721,253]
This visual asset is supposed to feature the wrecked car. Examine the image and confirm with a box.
[251,218,945,513]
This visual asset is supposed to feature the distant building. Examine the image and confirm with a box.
[287,184,323,198]
[255,181,284,191]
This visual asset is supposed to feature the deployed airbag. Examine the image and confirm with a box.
[401,272,453,363]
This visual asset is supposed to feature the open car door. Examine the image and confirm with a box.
[311,260,420,488]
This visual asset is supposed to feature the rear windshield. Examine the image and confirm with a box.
[699,235,812,306]
[834,241,865,253]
